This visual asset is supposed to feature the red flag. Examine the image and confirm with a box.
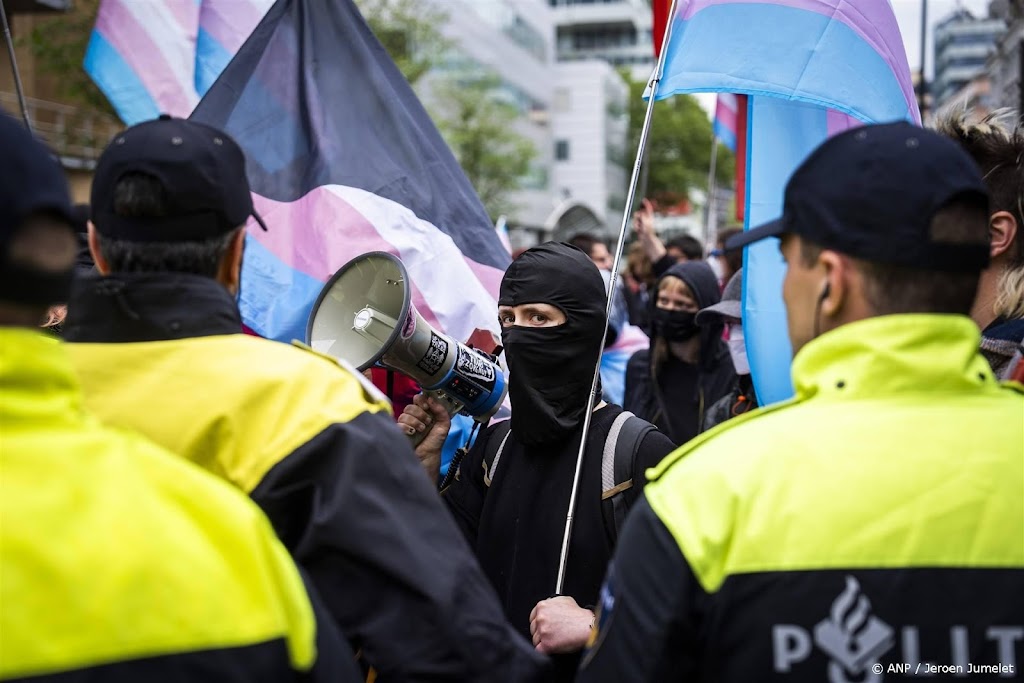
[652,0,671,57]
[734,95,748,223]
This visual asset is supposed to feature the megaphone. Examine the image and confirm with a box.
[306,252,507,427]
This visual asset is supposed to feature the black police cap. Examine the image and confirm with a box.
[727,121,991,273]
[0,110,76,307]
[90,115,267,243]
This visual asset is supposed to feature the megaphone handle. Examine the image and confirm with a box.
[407,389,463,447]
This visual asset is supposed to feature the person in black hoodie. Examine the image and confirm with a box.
[623,260,736,445]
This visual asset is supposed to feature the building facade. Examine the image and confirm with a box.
[1,3,120,200]
[547,0,655,80]
[985,0,1023,113]
[417,0,555,238]
[933,8,1006,108]
[418,0,635,247]
[549,60,629,241]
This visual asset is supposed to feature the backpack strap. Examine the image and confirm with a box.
[482,420,513,487]
[601,411,655,539]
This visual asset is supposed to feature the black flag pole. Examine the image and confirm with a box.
[554,0,681,596]
[1,0,32,131]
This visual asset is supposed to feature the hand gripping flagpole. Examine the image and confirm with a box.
[1,0,32,131]
[555,0,681,596]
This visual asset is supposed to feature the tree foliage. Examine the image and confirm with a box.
[432,73,536,221]
[354,0,451,85]
[24,0,116,118]
[623,71,735,206]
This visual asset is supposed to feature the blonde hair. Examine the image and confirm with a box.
[42,305,67,330]
[933,105,1024,319]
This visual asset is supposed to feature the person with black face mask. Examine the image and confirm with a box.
[401,242,675,682]
[623,260,736,445]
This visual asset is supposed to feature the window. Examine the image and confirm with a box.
[555,140,570,161]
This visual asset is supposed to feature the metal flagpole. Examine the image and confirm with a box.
[554,0,681,596]
[704,135,719,247]
[1,0,32,131]
[918,0,928,120]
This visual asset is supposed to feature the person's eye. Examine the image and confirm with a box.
[530,314,547,324]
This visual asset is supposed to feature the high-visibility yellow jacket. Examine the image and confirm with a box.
[579,315,1024,682]
[63,272,548,682]
[0,328,351,682]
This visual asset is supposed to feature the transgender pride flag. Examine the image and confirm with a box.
[190,0,509,344]
[713,93,738,152]
[655,0,919,405]
[87,0,508,345]
[85,0,272,125]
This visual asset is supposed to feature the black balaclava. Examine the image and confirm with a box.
[499,242,607,447]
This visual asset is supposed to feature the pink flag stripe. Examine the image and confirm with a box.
[826,109,862,136]
[163,0,200,36]
[678,0,917,122]
[199,0,273,55]
[95,1,199,117]
[249,192,443,333]
[108,0,199,99]
[249,186,504,344]
[715,95,738,132]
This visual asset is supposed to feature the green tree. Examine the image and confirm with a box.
[354,0,450,85]
[24,0,115,118]
[623,71,735,207]
[431,72,536,221]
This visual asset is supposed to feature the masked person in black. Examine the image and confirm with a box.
[623,260,736,445]
[401,242,675,682]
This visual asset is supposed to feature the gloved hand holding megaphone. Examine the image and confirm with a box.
[306,252,507,447]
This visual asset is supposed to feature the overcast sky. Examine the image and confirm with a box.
[695,0,995,117]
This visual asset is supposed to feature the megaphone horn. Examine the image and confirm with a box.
[306,252,507,426]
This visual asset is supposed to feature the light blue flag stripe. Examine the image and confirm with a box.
[239,235,324,342]
[713,120,737,152]
[742,97,830,405]
[84,31,161,126]
[195,28,234,96]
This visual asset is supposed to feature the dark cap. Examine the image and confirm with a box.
[696,268,743,325]
[0,110,76,307]
[91,115,266,242]
[726,122,990,272]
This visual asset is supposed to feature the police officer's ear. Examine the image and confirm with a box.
[86,222,112,276]
[815,250,848,323]
[217,227,247,296]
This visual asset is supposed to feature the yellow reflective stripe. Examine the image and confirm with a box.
[646,394,1024,595]
[645,396,797,482]
[1,423,315,678]
[67,335,389,493]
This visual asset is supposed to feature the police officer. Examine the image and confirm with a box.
[578,122,1024,682]
[0,112,357,681]
[62,116,546,682]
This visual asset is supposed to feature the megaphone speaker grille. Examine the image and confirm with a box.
[306,252,412,370]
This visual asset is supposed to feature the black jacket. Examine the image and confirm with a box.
[443,404,675,683]
[64,272,548,683]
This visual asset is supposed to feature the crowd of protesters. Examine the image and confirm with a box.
[2,102,1022,683]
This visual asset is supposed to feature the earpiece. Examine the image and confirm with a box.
[819,282,831,300]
